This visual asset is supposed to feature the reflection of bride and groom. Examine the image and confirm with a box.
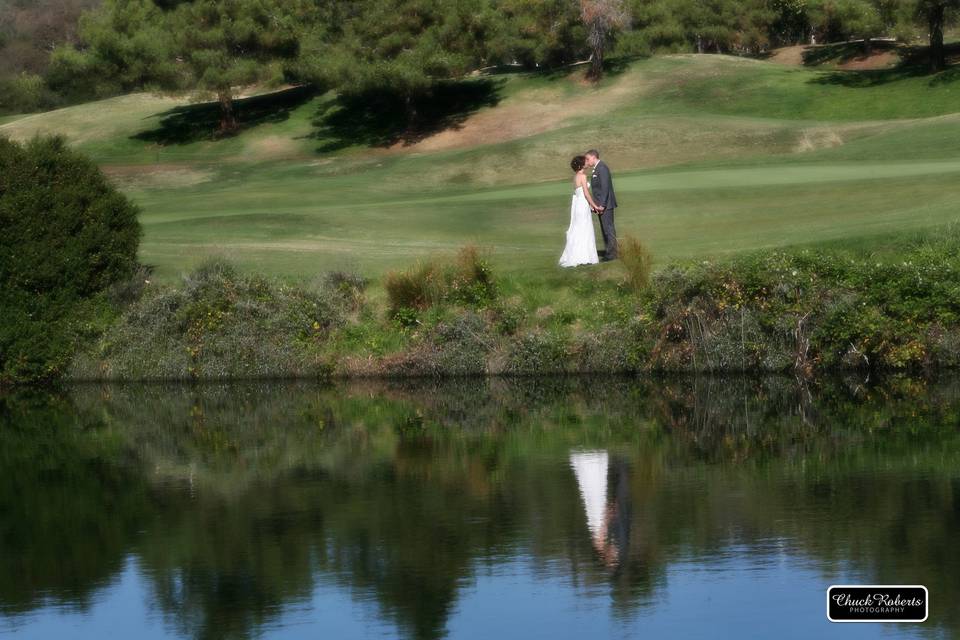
[569,450,630,569]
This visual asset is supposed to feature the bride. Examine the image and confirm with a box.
[559,155,601,268]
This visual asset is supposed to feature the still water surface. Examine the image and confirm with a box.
[1,376,957,639]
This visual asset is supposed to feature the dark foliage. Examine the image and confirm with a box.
[0,135,141,383]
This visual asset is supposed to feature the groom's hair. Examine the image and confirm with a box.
[586,149,600,159]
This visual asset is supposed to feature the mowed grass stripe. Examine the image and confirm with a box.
[134,158,960,226]
[137,171,960,280]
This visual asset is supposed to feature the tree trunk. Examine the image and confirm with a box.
[589,44,604,79]
[929,5,946,72]
[217,88,238,134]
[404,92,418,131]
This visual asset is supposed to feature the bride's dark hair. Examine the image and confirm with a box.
[571,155,586,172]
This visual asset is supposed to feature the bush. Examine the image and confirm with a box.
[449,245,496,306]
[380,311,493,377]
[501,330,570,375]
[0,73,59,114]
[0,136,141,383]
[321,271,368,312]
[640,234,960,372]
[385,246,496,315]
[69,259,352,381]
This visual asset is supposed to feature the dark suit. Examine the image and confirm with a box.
[590,160,618,259]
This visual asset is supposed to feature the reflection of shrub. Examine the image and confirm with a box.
[385,246,496,315]
[0,136,141,383]
[620,236,653,292]
[931,326,960,369]
[70,259,356,381]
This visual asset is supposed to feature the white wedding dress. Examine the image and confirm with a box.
[559,185,599,267]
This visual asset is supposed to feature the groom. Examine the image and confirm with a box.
[585,149,618,261]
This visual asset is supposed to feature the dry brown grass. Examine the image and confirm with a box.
[619,236,654,292]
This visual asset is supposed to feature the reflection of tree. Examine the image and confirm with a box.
[2,376,960,638]
[136,480,323,640]
[0,391,152,616]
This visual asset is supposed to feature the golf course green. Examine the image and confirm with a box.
[4,53,960,282]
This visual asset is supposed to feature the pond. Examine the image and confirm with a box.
[0,376,957,639]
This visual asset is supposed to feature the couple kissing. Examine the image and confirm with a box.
[559,149,619,268]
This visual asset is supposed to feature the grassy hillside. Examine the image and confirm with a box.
[4,54,960,282]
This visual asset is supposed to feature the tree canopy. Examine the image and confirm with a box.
[298,0,491,123]
[3,0,959,121]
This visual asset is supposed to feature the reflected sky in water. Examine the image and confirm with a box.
[0,376,956,639]
[3,552,934,640]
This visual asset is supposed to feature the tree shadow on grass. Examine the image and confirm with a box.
[808,42,960,88]
[132,85,317,145]
[515,56,640,82]
[304,79,503,152]
[801,40,899,67]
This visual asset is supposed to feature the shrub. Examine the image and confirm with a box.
[0,136,141,383]
[321,271,368,312]
[491,299,526,336]
[69,260,353,381]
[637,234,960,373]
[573,325,646,373]
[0,73,58,114]
[384,246,497,315]
[380,311,493,377]
[501,330,570,375]
[619,235,654,292]
[449,245,496,306]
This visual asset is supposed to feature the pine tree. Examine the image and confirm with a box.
[301,0,491,127]
[63,0,306,133]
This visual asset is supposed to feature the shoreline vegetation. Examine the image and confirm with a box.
[65,229,960,383]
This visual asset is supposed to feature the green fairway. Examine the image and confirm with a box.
[5,54,960,281]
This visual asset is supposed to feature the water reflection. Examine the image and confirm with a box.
[1,376,958,639]
[570,450,632,571]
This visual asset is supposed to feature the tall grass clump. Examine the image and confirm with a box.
[385,246,497,317]
[69,259,361,381]
[619,236,654,292]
